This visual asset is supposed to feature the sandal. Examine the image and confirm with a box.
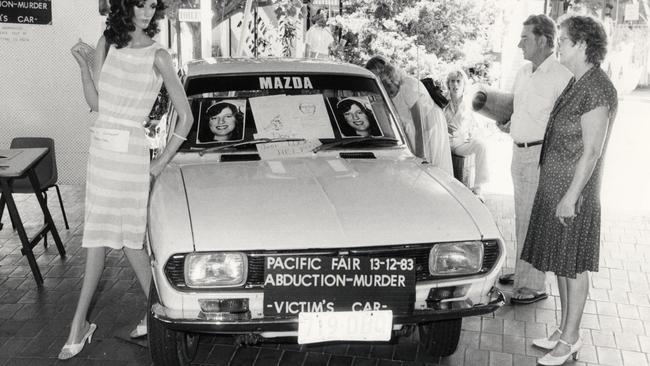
[130,320,147,338]
[58,323,97,360]
[533,328,562,349]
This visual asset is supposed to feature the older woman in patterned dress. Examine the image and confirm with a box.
[520,15,617,365]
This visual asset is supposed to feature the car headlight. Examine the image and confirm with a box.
[185,252,247,287]
[429,241,484,276]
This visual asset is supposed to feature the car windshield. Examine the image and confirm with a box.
[178,73,402,154]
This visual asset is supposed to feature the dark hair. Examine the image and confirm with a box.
[199,102,245,142]
[364,55,403,96]
[523,14,557,48]
[560,15,608,66]
[421,78,448,109]
[364,55,389,74]
[311,9,326,26]
[104,0,167,49]
[336,99,381,137]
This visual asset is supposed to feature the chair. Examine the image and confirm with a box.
[451,153,475,189]
[0,137,70,246]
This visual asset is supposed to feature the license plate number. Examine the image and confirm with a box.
[298,310,393,344]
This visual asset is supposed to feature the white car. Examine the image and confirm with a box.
[146,58,505,366]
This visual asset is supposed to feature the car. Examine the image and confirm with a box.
[146,58,506,366]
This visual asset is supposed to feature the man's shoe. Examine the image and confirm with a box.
[498,273,514,285]
[510,292,548,305]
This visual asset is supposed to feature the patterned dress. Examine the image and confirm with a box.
[82,42,164,250]
[521,67,618,278]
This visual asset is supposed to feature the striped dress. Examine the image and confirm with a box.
[83,42,164,250]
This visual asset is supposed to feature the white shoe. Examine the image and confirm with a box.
[532,328,562,350]
[58,323,97,360]
[537,338,582,366]
[130,321,147,338]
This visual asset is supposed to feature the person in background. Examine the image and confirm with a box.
[63,0,192,359]
[365,55,453,175]
[523,15,617,365]
[497,14,573,306]
[304,9,334,59]
[443,69,489,201]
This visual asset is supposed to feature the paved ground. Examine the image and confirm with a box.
[0,90,649,365]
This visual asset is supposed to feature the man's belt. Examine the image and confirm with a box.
[515,140,543,148]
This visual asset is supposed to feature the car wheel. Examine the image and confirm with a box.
[418,318,462,357]
[148,284,200,366]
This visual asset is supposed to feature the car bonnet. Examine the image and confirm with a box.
[180,158,483,251]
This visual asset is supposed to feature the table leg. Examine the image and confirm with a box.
[0,193,5,231]
[27,171,66,258]
[0,179,43,285]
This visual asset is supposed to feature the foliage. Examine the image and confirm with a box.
[274,0,304,57]
[329,0,500,84]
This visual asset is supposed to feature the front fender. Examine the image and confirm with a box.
[148,165,195,263]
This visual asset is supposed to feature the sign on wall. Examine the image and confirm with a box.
[0,0,52,25]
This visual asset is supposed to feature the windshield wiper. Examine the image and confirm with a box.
[312,136,399,153]
[198,137,307,156]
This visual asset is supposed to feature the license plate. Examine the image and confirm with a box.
[298,310,393,344]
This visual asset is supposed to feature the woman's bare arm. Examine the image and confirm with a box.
[70,36,107,112]
[149,48,193,178]
[556,106,609,225]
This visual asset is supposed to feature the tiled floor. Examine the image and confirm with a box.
[2,187,649,366]
[1,90,649,365]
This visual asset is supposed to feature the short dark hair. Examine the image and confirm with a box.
[523,14,557,48]
[364,55,403,93]
[104,0,167,49]
[560,15,608,66]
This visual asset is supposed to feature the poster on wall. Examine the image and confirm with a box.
[0,0,52,25]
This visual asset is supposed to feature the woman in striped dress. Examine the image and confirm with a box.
[61,0,192,359]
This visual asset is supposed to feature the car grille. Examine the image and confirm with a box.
[164,240,500,290]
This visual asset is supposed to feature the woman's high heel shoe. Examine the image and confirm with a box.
[532,328,562,350]
[537,338,583,366]
[58,323,97,360]
[129,321,147,338]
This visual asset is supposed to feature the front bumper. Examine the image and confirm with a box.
[151,287,505,334]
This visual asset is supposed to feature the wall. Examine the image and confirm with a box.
[0,1,103,184]
[498,0,545,91]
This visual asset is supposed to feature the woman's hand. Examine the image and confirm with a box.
[149,158,166,179]
[556,193,582,226]
[71,38,94,68]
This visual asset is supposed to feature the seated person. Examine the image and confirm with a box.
[336,98,382,137]
[443,69,489,201]
[199,101,245,143]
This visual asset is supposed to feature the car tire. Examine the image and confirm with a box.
[417,318,462,357]
[148,284,200,366]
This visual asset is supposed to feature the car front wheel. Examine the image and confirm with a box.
[418,318,462,357]
[148,284,200,366]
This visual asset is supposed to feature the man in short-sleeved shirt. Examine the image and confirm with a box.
[305,10,334,59]
[498,14,573,305]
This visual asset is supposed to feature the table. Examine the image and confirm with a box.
[0,148,66,285]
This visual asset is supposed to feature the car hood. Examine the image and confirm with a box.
[178,158,488,251]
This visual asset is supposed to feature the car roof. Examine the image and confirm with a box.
[183,58,377,79]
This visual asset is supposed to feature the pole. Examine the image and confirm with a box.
[238,0,255,56]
